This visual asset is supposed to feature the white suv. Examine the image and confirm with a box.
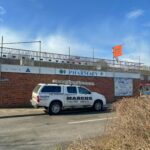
[30,84,106,115]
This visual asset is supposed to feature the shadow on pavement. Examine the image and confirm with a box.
[0,106,113,119]
[44,108,113,116]
[56,104,113,116]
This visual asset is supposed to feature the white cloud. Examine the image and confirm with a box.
[126,9,144,19]
[0,27,30,48]
[38,34,94,56]
[0,26,150,66]
[0,27,94,57]
[0,6,6,15]
[122,35,150,65]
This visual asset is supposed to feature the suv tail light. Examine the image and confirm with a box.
[36,96,40,103]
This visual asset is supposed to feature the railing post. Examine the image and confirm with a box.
[39,41,41,76]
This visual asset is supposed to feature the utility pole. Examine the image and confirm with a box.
[0,36,3,80]
[139,56,141,70]
[68,47,71,82]
[93,48,94,65]
[138,55,141,78]
[2,39,42,78]
[39,40,42,77]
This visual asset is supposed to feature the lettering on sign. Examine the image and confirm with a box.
[59,69,66,74]
[1,64,140,79]
[67,97,92,100]
[69,70,98,76]
[26,68,30,73]
[52,80,95,86]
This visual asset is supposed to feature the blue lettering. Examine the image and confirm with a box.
[26,68,30,72]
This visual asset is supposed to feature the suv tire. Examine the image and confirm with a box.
[49,102,61,115]
[93,101,103,111]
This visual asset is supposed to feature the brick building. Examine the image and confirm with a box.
[0,47,149,107]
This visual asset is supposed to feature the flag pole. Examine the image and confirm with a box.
[112,47,115,101]
[112,46,116,101]
[113,44,123,101]
[68,47,71,83]
[93,48,94,64]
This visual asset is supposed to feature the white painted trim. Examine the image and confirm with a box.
[1,64,140,79]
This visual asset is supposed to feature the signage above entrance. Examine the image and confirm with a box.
[1,64,140,79]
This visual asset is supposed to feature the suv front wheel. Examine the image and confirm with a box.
[49,102,62,115]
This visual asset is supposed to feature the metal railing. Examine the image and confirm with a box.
[0,47,150,73]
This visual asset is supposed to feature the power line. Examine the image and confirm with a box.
[3,41,41,44]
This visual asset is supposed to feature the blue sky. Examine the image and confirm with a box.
[0,0,150,65]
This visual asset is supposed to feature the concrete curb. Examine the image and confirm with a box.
[0,108,45,118]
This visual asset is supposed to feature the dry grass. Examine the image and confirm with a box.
[67,97,150,150]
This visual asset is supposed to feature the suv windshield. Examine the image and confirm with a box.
[33,85,41,93]
[78,87,91,94]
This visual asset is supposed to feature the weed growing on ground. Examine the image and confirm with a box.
[67,97,150,150]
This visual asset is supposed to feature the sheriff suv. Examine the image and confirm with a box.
[30,84,106,115]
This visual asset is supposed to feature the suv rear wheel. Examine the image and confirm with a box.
[93,101,103,111]
[49,102,61,115]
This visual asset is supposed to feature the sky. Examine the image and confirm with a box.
[0,0,150,65]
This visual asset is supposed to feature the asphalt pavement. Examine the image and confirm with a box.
[0,108,115,150]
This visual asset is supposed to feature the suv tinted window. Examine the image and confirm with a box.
[33,85,41,93]
[41,86,61,93]
[67,86,77,94]
[78,87,91,94]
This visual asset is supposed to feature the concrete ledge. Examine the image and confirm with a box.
[0,108,45,118]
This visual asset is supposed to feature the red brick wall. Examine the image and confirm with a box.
[0,72,140,108]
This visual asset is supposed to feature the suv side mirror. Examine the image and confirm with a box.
[88,91,91,94]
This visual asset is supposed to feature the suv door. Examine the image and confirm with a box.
[64,86,80,108]
[78,86,93,106]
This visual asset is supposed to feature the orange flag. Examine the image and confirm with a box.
[113,45,123,58]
